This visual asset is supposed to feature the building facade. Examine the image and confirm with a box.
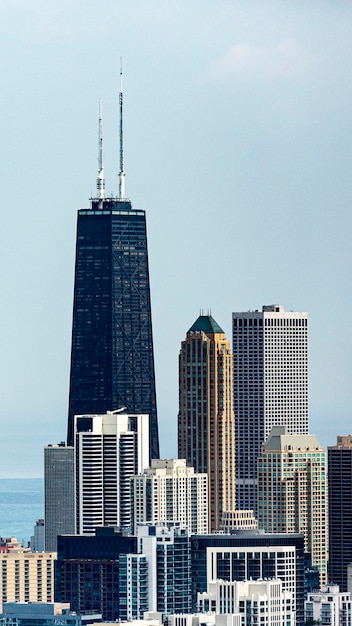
[328,435,352,591]
[138,522,192,617]
[55,527,137,621]
[67,195,159,462]
[131,458,208,535]
[0,551,56,611]
[190,531,305,625]
[232,304,308,512]
[44,444,75,552]
[257,426,327,586]
[198,579,295,626]
[305,585,352,626]
[75,411,149,534]
[178,315,236,531]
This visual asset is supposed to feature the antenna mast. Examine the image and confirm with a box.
[97,98,105,201]
[118,60,125,200]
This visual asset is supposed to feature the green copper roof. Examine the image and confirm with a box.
[188,315,224,335]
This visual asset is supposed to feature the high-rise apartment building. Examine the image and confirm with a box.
[232,304,308,512]
[55,527,137,621]
[191,531,305,624]
[75,410,149,534]
[67,83,159,462]
[178,314,236,531]
[138,521,192,616]
[131,458,208,534]
[198,579,295,626]
[44,444,75,551]
[328,435,352,591]
[257,426,327,586]
[0,551,56,611]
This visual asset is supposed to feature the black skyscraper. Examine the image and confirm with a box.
[67,87,159,460]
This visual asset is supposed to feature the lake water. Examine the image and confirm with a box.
[0,478,44,546]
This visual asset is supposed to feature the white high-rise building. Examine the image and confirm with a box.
[198,579,295,626]
[131,458,208,534]
[74,410,149,534]
[305,585,352,626]
[232,304,308,512]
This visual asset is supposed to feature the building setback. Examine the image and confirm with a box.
[328,435,352,591]
[232,304,309,512]
[257,426,327,586]
[178,314,236,531]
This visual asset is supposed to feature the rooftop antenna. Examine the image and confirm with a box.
[118,59,125,200]
[97,98,105,201]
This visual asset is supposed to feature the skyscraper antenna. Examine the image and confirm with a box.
[97,98,105,201]
[118,59,125,200]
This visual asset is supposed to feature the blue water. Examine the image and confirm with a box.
[0,478,44,546]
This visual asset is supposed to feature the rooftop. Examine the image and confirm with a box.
[188,315,224,335]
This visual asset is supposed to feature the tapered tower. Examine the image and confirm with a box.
[178,314,236,531]
[67,75,159,461]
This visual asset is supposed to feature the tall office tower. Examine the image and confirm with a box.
[131,458,208,534]
[44,443,75,552]
[233,304,308,512]
[67,80,159,462]
[328,435,352,591]
[178,314,236,532]
[138,521,192,616]
[257,426,327,587]
[75,410,149,534]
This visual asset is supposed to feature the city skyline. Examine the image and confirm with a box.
[0,1,351,476]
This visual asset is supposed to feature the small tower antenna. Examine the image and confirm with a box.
[97,98,105,201]
[118,59,125,200]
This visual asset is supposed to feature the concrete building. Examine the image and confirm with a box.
[305,585,352,626]
[0,550,56,611]
[328,435,352,591]
[257,426,327,586]
[131,458,208,535]
[75,410,149,534]
[138,522,192,617]
[232,305,308,512]
[198,579,295,626]
[178,315,236,531]
[190,531,305,625]
[44,444,75,551]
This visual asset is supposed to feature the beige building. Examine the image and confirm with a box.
[178,314,236,531]
[0,550,56,611]
[257,426,327,586]
[131,458,208,534]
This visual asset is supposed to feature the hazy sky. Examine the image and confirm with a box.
[0,1,351,477]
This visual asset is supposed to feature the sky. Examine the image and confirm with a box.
[0,0,351,477]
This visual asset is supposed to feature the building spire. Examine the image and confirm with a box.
[97,98,105,200]
[118,59,125,200]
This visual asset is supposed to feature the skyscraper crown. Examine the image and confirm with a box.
[188,314,224,335]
